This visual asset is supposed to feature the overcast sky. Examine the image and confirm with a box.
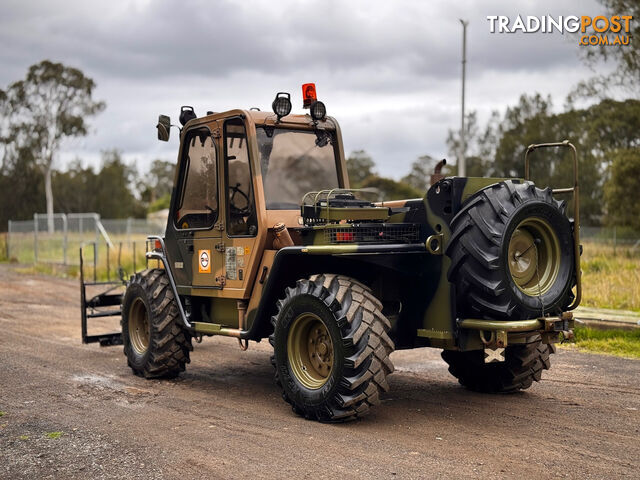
[0,0,616,179]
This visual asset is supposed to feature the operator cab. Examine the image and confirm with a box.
[156,84,347,214]
[155,84,349,295]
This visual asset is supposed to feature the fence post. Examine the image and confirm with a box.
[33,213,38,264]
[7,220,11,260]
[94,213,99,248]
[93,242,97,283]
[62,213,68,265]
[613,226,617,257]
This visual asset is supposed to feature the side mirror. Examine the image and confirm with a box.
[156,114,171,141]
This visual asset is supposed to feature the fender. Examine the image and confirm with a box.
[244,243,435,344]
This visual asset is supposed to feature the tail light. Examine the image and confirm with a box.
[335,231,355,242]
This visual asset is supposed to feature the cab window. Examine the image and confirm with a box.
[174,128,218,230]
[256,127,339,209]
[224,118,258,236]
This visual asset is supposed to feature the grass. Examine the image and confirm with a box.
[7,234,152,283]
[580,241,640,312]
[44,431,63,439]
[0,233,8,262]
[0,411,5,417]
[563,326,640,359]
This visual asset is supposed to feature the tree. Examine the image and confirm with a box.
[0,146,45,230]
[93,150,145,218]
[52,159,98,214]
[401,155,438,192]
[0,60,104,232]
[360,175,422,201]
[138,159,175,210]
[446,109,503,177]
[444,94,639,225]
[569,0,640,100]
[346,150,376,187]
[605,149,640,229]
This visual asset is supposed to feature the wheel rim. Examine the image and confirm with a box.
[287,313,333,389]
[129,297,150,355]
[508,217,561,296]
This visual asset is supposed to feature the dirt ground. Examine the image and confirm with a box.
[0,265,638,479]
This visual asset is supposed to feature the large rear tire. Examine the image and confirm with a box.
[270,274,394,422]
[446,180,575,320]
[441,336,554,393]
[122,269,193,379]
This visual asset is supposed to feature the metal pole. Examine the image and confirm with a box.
[7,220,11,260]
[459,19,468,178]
[62,214,68,265]
[33,213,38,264]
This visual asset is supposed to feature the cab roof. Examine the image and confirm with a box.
[190,109,336,130]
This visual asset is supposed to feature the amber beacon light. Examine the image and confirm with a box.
[302,83,317,108]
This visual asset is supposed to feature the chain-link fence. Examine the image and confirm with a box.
[7,213,165,265]
[581,226,640,255]
[6,211,640,265]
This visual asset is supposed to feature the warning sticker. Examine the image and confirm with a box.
[225,246,237,280]
[198,249,211,273]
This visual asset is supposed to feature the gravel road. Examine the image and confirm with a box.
[0,264,638,479]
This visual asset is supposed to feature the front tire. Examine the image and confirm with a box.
[270,274,394,422]
[122,269,193,378]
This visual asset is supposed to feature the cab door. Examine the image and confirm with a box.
[171,124,223,288]
[220,117,259,293]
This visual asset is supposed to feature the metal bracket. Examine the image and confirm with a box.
[213,222,225,231]
[215,275,226,287]
[212,128,221,138]
[215,242,225,252]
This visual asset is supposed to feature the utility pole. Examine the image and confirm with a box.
[459,19,468,177]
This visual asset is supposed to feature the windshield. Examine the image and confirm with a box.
[256,127,340,209]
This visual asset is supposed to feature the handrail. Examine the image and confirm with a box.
[524,140,581,310]
[146,235,192,329]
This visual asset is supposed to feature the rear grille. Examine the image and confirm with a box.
[324,224,420,244]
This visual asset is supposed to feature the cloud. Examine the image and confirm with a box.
[0,0,616,180]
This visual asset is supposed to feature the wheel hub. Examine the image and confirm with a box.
[129,297,150,355]
[508,218,561,296]
[287,313,333,389]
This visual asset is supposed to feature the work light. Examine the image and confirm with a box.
[272,92,292,119]
[310,100,326,121]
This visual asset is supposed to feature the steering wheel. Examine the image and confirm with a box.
[229,183,251,216]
